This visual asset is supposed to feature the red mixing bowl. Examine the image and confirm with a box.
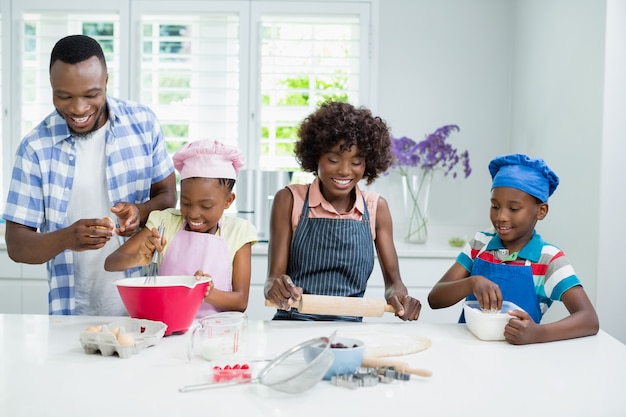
[114,276,211,336]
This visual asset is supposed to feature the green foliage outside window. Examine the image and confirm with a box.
[275,142,295,156]
[261,72,350,169]
[163,124,188,140]
[159,91,189,104]
[278,77,310,106]
[166,139,188,155]
[276,125,297,139]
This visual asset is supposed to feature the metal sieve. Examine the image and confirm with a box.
[179,330,336,394]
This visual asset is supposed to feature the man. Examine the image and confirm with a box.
[2,34,177,315]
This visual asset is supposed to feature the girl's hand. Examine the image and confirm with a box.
[139,226,166,265]
[503,310,538,345]
[194,270,213,299]
[470,275,503,312]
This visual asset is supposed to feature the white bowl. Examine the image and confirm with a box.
[463,300,524,341]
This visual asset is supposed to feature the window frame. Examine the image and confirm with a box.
[1,0,378,210]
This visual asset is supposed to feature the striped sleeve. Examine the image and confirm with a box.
[456,231,494,272]
[540,244,582,301]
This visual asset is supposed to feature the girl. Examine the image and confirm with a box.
[105,140,257,316]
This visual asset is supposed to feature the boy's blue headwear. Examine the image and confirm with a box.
[489,154,559,203]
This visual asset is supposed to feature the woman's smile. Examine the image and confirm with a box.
[332,177,353,189]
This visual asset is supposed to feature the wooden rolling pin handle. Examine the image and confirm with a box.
[264,295,393,317]
[265,299,288,309]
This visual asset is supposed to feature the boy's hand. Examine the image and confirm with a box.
[471,275,503,312]
[504,310,538,345]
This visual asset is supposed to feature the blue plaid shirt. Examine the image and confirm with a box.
[2,96,175,315]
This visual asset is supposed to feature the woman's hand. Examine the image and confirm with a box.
[265,275,302,310]
[387,293,422,321]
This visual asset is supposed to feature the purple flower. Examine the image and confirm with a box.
[389,125,471,179]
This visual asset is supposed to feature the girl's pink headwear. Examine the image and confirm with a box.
[173,140,245,180]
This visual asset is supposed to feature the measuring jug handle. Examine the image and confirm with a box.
[187,321,203,361]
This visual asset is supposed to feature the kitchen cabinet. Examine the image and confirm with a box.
[0,244,48,314]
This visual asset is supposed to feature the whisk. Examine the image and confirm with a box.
[144,220,165,285]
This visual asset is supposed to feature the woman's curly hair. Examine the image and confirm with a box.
[294,101,393,185]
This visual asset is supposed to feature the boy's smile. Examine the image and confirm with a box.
[490,186,547,252]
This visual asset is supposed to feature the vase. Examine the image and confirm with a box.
[402,170,433,244]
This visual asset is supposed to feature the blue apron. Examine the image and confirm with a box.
[273,187,375,322]
[459,256,542,324]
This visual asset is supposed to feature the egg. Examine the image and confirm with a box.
[110,327,120,338]
[84,325,103,332]
[97,216,115,231]
[103,216,115,229]
[117,333,136,347]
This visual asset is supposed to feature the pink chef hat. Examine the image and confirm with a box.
[172,140,245,180]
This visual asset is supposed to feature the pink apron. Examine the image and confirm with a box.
[159,221,232,317]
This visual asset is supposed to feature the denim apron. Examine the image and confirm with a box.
[159,221,232,318]
[459,256,542,324]
[273,187,375,322]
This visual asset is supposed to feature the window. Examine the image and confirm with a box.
[130,1,247,154]
[0,0,376,211]
[255,12,365,170]
[19,13,121,138]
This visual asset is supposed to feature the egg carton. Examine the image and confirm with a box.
[79,318,168,359]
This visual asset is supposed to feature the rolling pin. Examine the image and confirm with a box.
[361,356,433,378]
[264,294,396,317]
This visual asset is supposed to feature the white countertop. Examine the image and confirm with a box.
[1,314,624,417]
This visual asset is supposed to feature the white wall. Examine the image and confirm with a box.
[509,0,606,324]
[374,0,514,240]
[374,0,622,342]
[596,0,626,343]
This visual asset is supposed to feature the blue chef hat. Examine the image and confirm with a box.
[489,154,560,203]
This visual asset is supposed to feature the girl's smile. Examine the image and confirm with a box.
[180,178,235,234]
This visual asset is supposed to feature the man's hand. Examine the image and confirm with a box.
[110,202,141,237]
[68,218,115,251]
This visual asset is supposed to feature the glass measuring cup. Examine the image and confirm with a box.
[187,312,247,361]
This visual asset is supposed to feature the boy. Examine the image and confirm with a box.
[428,154,598,344]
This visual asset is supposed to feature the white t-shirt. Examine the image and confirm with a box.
[66,122,127,316]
